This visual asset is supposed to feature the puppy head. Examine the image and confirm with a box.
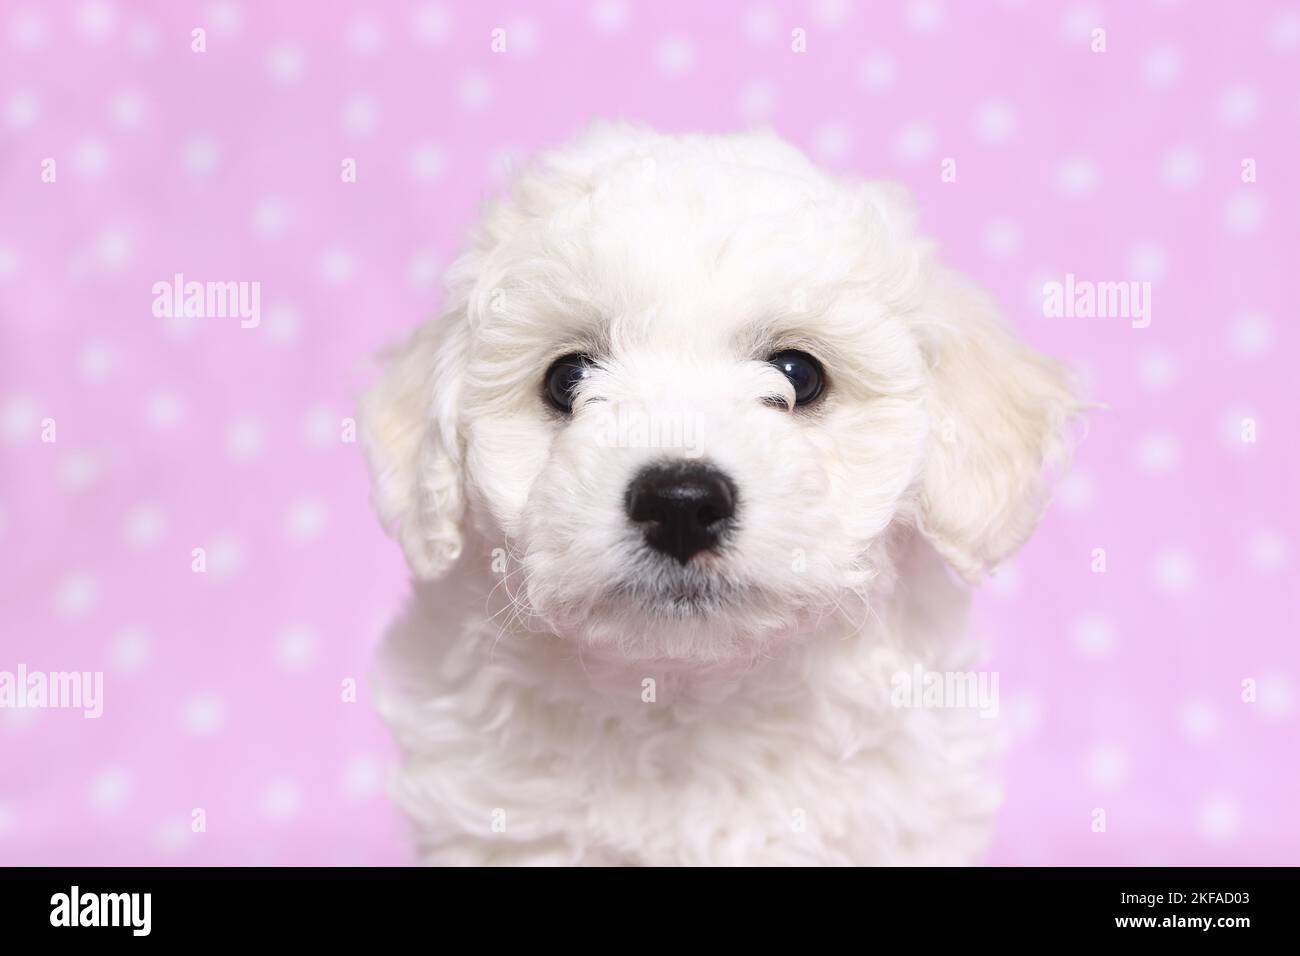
[361,125,1080,659]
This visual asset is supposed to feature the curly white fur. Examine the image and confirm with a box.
[360,124,1081,866]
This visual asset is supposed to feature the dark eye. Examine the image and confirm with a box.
[767,350,825,406]
[543,353,594,413]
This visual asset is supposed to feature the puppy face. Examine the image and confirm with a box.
[362,126,1079,660]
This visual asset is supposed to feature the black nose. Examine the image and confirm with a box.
[625,462,737,565]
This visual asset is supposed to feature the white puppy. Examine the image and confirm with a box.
[361,124,1081,866]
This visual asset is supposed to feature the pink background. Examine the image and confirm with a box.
[1,0,1297,866]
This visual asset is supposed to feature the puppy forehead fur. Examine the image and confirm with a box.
[468,126,924,357]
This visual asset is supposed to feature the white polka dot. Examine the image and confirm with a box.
[58,450,101,492]
[207,1,244,37]
[813,123,852,163]
[264,303,301,345]
[1271,10,1300,50]
[1180,701,1219,743]
[406,249,440,292]
[1,703,39,731]
[1224,193,1263,234]
[227,417,265,462]
[590,0,627,33]
[1060,5,1101,43]
[1256,674,1294,719]
[266,41,305,85]
[152,818,192,854]
[1229,313,1272,357]
[320,249,355,285]
[656,35,695,76]
[738,81,776,121]
[274,625,318,672]
[1056,471,1093,511]
[981,219,1021,259]
[78,341,116,383]
[346,14,385,56]
[1005,690,1043,741]
[1085,743,1128,789]
[285,498,329,541]
[110,627,150,674]
[816,0,852,27]
[1152,548,1195,594]
[146,391,185,428]
[343,754,382,801]
[857,52,894,92]
[892,121,935,163]
[159,312,195,341]
[89,767,131,813]
[973,99,1015,143]
[206,535,244,579]
[1127,241,1167,281]
[1055,157,1099,197]
[1136,434,1180,473]
[904,0,944,32]
[182,693,227,736]
[457,73,492,111]
[126,19,158,56]
[1143,45,1181,89]
[107,87,144,128]
[3,396,39,444]
[123,504,166,550]
[10,11,46,50]
[1138,351,1177,390]
[4,90,38,129]
[743,5,778,44]
[252,196,289,239]
[409,142,445,182]
[74,139,109,178]
[984,562,1021,598]
[340,93,378,136]
[502,18,540,55]
[1247,530,1288,572]
[414,3,450,44]
[1196,794,1239,841]
[1072,615,1116,658]
[76,0,115,43]
[54,572,99,619]
[1218,84,1258,127]
[182,136,219,177]
[1160,146,1202,189]
[0,245,16,281]
[262,779,301,820]
[303,405,338,447]
[95,229,132,272]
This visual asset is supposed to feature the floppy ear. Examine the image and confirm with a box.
[915,271,1082,580]
[359,310,469,580]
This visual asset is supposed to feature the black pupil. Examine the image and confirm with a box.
[546,355,590,411]
[771,351,822,404]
